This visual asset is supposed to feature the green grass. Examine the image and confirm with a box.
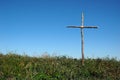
[0,53,120,80]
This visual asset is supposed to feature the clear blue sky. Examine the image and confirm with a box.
[0,0,120,59]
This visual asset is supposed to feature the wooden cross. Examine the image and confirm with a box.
[67,12,98,66]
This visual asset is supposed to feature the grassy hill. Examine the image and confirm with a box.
[0,53,120,80]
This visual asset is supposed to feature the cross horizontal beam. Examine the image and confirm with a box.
[67,26,98,29]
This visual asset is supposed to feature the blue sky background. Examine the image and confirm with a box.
[0,0,120,59]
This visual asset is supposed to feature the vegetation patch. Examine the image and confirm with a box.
[0,53,120,80]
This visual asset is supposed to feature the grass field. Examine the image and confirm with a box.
[0,52,120,80]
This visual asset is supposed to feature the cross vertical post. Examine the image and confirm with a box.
[81,28,84,65]
[81,12,84,65]
[67,12,98,66]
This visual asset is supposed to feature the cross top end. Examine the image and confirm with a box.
[81,12,84,27]
[67,12,98,29]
